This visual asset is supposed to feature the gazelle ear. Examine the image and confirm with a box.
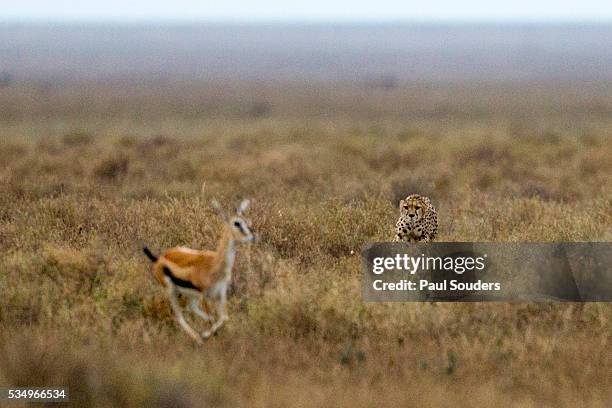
[237,199,250,216]
[211,200,229,221]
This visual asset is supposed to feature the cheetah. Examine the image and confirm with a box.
[393,194,438,242]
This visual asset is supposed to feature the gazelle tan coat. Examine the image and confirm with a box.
[143,199,253,343]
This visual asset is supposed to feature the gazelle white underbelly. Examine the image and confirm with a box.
[177,286,202,298]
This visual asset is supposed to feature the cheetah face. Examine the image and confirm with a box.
[400,195,427,223]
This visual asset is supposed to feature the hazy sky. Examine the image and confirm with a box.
[1,0,611,22]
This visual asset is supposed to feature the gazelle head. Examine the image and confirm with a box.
[212,199,255,243]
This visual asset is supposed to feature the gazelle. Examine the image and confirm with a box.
[143,199,254,343]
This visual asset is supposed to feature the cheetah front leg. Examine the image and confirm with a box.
[393,221,405,242]
[394,227,407,242]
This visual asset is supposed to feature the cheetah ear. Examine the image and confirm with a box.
[399,199,405,208]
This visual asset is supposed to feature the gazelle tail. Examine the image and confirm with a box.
[143,246,158,262]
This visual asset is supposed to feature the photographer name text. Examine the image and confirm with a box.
[371,254,501,292]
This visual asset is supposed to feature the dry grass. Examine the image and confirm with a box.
[0,81,611,407]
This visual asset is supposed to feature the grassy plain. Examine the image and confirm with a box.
[0,81,611,407]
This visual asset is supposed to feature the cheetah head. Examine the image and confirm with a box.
[399,194,429,223]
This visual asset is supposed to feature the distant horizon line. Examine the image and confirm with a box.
[1,16,612,26]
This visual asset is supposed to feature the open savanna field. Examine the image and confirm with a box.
[0,79,611,407]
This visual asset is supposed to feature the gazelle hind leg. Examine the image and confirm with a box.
[165,278,203,344]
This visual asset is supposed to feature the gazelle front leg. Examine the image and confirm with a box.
[189,297,213,322]
[165,278,203,344]
[202,293,228,339]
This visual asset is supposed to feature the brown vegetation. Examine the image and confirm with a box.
[0,80,610,407]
